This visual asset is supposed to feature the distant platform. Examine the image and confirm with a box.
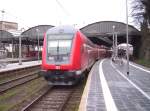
[79,59,150,111]
[0,57,37,63]
[0,60,41,73]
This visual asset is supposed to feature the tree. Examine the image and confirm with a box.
[141,0,150,25]
[132,0,150,60]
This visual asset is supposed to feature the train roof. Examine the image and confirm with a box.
[46,25,78,35]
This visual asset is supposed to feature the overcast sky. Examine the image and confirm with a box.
[0,0,134,30]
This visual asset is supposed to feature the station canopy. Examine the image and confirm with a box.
[80,21,140,46]
[21,25,54,41]
[0,25,54,45]
[0,30,14,43]
[0,21,141,54]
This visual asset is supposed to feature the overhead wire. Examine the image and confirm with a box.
[55,0,70,16]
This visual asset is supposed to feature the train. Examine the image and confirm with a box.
[40,25,106,85]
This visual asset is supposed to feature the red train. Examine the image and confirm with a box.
[41,25,105,85]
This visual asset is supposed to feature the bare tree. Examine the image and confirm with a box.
[131,0,145,26]
[131,0,150,60]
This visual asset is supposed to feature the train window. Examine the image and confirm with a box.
[46,35,73,64]
[48,41,58,48]
[59,40,72,54]
[47,40,72,55]
[47,41,58,55]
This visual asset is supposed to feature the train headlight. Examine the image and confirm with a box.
[75,70,82,75]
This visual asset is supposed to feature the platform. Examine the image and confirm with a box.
[0,57,37,63]
[0,60,41,73]
[79,59,150,111]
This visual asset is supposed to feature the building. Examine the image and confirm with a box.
[0,21,18,31]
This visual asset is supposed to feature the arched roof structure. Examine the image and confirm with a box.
[20,25,54,45]
[80,21,141,58]
[21,25,54,40]
[80,21,140,37]
[0,25,54,44]
[0,30,14,42]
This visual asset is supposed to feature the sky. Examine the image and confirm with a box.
[0,0,135,30]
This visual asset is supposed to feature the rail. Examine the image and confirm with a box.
[21,86,75,111]
[0,71,40,94]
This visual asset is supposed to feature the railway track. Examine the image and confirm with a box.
[0,70,40,94]
[21,86,76,111]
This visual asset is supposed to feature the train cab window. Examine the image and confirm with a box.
[58,40,72,55]
[47,41,58,55]
[47,40,72,55]
[46,34,73,64]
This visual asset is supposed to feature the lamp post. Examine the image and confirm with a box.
[1,10,5,30]
[0,10,5,52]
[36,29,40,61]
[18,35,22,65]
[126,0,129,75]
[112,25,115,59]
[12,39,14,58]
[115,33,118,58]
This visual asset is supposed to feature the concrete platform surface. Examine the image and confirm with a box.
[79,59,150,111]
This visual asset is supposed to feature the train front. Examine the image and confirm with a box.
[41,26,81,85]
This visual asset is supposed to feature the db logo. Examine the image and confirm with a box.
[56,66,60,69]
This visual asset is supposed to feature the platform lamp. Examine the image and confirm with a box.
[0,10,5,51]
[115,33,118,58]
[1,10,5,30]
[126,0,129,75]
[36,28,40,62]
[18,35,22,65]
[112,25,115,59]
[0,10,5,57]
